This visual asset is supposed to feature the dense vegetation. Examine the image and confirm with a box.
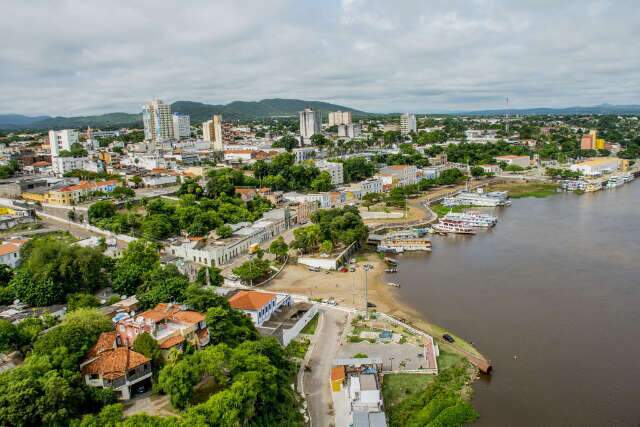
[252,152,329,192]
[292,206,368,254]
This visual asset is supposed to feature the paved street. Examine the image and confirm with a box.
[303,307,349,427]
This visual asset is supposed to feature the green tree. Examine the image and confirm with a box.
[133,332,163,369]
[136,264,190,310]
[310,171,334,192]
[112,240,159,296]
[88,200,117,223]
[67,293,100,311]
[194,266,223,287]
[141,214,174,240]
[216,224,233,239]
[0,319,18,352]
[206,306,258,347]
[232,258,271,285]
[268,236,289,262]
[319,240,333,255]
[184,284,227,312]
[271,134,299,151]
[470,166,485,178]
[292,224,321,254]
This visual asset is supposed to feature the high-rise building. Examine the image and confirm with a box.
[337,123,362,139]
[143,99,174,143]
[299,108,321,145]
[400,113,417,135]
[580,130,598,150]
[48,129,79,157]
[328,111,352,126]
[202,114,224,150]
[172,113,191,140]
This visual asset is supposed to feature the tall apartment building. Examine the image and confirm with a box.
[328,111,352,126]
[580,130,598,150]
[400,113,417,136]
[337,123,362,139]
[172,113,191,140]
[48,129,79,157]
[316,160,344,185]
[202,114,224,150]
[143,99,174,143]
[299,108,321,145]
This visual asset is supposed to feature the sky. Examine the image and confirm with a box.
[1,0,639,116]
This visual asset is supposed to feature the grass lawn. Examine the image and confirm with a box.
[437,350,466,371]
[382,373,435,411]
[286,337,310,359]
[301,313,319,335]
[489,182,559,198]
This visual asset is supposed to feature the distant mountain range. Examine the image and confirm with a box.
[1,101,639,131]
[0,98,367,130]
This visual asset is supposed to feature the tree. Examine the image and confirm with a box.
[437,168,464,185]
[136,264,190,310]
[470,166,485,178]
[271,134,299,151]
[232,258,271,285]
[310,171,334,192]
[130,176,143,188]
[184,284,227,312]
[206,306,258,347]
[141,214,174,240]
[216,224,233,239]
[88,200,116,223]
[195,266,223,287]
[112,240,160,296]
[361,192,382,210]
[268,236,289,262]
[133,332,163,369]
[67,293,100,311]
[292,224,321,254]
[157,358,201,409]
[320,240,333,255]
[310,134,329,146]
[0,319,18,352]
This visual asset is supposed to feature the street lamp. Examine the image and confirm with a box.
[363,264,373,318]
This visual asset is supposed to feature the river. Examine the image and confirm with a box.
[392,181,640,426]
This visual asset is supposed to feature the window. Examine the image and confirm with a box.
[90,373,99,380]
[128,369,136,377]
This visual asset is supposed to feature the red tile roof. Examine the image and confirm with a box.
[82,347,149,380]
[0,243,21,256]
[228,291,275,311]
[86,332,117,358]
[158,334,185,349]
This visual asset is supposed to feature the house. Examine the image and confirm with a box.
[46,180,120,205]
[80,332,152,400]
[378,165,417,187]
[0,240,26,268]
[332,366,346,392]
[235,187,257,202]
[228,291,279,326]
[257,187,283,205]
[479,164,501,174]
[115,303,209,352]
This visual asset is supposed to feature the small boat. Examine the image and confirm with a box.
[432,219,476,235]
[385,268,398,273]
[386,282,400,288]
[384,257,398,265]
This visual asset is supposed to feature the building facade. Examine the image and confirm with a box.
[328,111,352,126]
[48,129,79,157]
[400,114,417,135]
[316,160,344,185]
[337,124,362,139]
[299,108,321,145]
[143,99,174,143]
[172,113,191,140]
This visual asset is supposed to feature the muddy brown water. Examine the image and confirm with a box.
[391,182,640,426]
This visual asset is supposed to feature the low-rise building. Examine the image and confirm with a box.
[316,161,344,185]
[235,187,257,202]
[0,240,26,268]
[378,165,417,187]
[284,192,330,208]
[228,290,288,326]
[46,180,119,206]
[292,147,316,163]
[337,124,362,139]
[570,157,620,176]
[115,303,209,352]
[80,332,152,400]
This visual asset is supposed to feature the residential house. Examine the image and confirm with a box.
[115,303,210,352]
[378,165,417,187]
[0,239,26,268]
[228,290,292,326]
[80,332,152,400]
[235,187,257,202]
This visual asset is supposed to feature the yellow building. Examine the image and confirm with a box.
[595,138,606,150]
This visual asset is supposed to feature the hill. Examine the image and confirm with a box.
[452,104,640,116]
[0,98,368,130]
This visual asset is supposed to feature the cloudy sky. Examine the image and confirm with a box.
[1,0,639,116]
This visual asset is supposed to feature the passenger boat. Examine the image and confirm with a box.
[386,282,401,288]
[444,212,497,228]
[385,268,398,273]
[432,219,476,235]
[384,257,398,265]
[380,230,432,252]
[376,245,404,254]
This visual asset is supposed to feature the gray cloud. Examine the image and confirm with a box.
[0,0,638,115]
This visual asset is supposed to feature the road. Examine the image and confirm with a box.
[303,307,349,427]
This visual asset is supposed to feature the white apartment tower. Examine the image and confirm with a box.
[172,113,191,140]
[400,113,417,136]
[48,129,79,157]
[328,111,352,126]
[202,114,223,151]
[143,99,174,143]
[299,108,321,145]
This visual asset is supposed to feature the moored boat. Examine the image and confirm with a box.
[432,219,476,235]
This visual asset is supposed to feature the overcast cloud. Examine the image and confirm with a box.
[1,0,639,115]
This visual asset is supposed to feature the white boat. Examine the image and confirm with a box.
[386,282,401,288]
[444,212,497,228]
[448,191,511,207]
[606,175,626,189]
[377,245,404,254]
[380,230,432,252]
[432,219,476,235]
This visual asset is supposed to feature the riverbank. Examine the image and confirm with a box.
[263,251,487,362]
[486,181,559,198]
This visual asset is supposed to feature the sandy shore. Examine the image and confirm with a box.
[263,251,486,360]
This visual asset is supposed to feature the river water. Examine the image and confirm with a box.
[393,182,640,426]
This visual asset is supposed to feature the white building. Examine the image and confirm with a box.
[0,241,24,268]
[316,160,344,185]
[569,158,620,176]
[359,177,383,194]
[52,156,90,175]
[48,129,79,157]
[172,113,191,140]
[299,108,321,145]
[228,291,292,326]
[143,99,174,143]
[338,124,362,139]
[400,113,417,136]
[202,115,223,151]
[292,147,316,163]
[378,165,418,187]
[328,111,352,126]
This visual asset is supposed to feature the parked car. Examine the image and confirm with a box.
[442,333,455,343]
[367,302,376,308]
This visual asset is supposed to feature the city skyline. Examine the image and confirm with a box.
[1,0,639,116]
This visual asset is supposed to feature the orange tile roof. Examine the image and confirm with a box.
[331,366,345,382]
[32,161,51,167]
[0,243,21,256]
[234,187,257,194]
[87,332,117,358]
[170,310,205,324]
[82,347,149,380]
[138,303,179,322]
[228,291,275,311]
[158,334,185,349]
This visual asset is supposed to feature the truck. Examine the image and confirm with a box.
[248,243,260,254]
